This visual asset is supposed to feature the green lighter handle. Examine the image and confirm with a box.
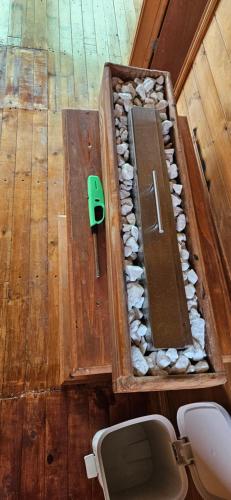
[87,175,105,228]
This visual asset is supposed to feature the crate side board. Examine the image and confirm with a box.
[99,66,132,383]
[115,372,226,393]
[165,74,224,374]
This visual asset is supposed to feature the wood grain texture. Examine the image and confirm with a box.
[179,116,231,357]
[178,0,231,294]
[129,107,191,348]
[63,110,111,381]
[174,0,219,99]
[130,0,169,67]
[99,62,225,393]
[1,380,231,499]
[150,0,209,84]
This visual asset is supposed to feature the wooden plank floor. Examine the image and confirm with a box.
[0,0,142,397]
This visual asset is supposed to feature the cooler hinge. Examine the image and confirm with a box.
[172,437,194,466]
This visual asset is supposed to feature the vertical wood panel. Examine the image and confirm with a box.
[26,110,48,390]
[45,392,68,499]
[20,396,46,499]
[203,16,231,121]
[0,398,24,499]
[215,0,231,58]
[151,0,208,84]
[3,110,33,396]
[47,111,64,387]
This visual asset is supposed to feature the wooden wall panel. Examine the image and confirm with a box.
[130,0,169,67]
[150,0,208,84]
[177,0,231,295]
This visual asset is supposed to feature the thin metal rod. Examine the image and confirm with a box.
[152,170,164,233]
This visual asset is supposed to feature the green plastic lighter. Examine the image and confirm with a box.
[87,175,105,278]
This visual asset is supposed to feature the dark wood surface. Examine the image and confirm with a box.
[1,380,231,499]
[62,110,111,381]
[129,107,191,348]
[150,0,209,85]
[179,116,231,358]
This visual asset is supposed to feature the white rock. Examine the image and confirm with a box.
[124,245,132,257]
[121,203,132,216]
[176,213,186,232]
[120,189,130,200]
[146,342,155,352]
[185,284,196,300]
[130,225,138,241]
[187,364,196,374]
[120,116,128,127]
[174,206,183,217]
[189,308,200,321]
[131,346,149,376]
[162,120,172,136]
[130,320,141,343]
[118,92,132,101]
[140,338,148,355]
[156,350,171,369]
[159,112,167,121]
[156,99,168,111]
[136,83,146,100]
[121,197,133,206]
[123,232,130,244]
[182,261,189,272]
[120,129,128,142]
[126,236,139,252]
[194,360,209,373]
[125,265,143,282]
[165,148,174,163]
[191,317,205,349]
[164,134,171,145]
[122,223,132,232]
[177,232,186,243]
[187,269,198,285]
[118,155,125,166]
[181,248,189,261]
[114,103,123,117]
[173,184,183,195]
[131,252,138,261]
[157,91,164,101]
[133,308,143,320]
[124,150,129,161]
[130,319,141,333]
[143,77,155,93]
[184,342,205,362]
[168,163,178,180]
[170,355,189,373]
[134,297,144,309]
[171,194,181,207]
[145,352,156,370]
[126,212,136,224]
[137,323,147,338]
[156,75,164,85]
[166,348,178,364]
[122,83,136,97]
[187,298,198,311]
[117,142,128,155]
[127,283,144,310]
[121,163,134,180]
[133,97,142,106]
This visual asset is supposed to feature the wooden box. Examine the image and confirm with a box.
[99,63,226,393]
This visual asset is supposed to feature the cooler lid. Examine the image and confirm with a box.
[177,402,231,499]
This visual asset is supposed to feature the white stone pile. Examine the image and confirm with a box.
[112,74,209,377]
